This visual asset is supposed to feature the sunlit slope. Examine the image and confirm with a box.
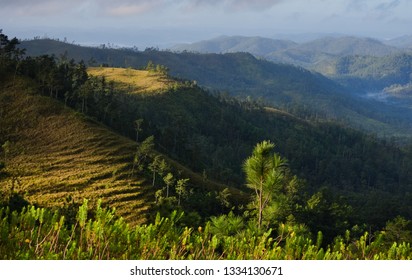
[0,80,152,225]
[87,67,175,94]
[86,67,248,202]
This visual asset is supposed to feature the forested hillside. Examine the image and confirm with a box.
[2,31,412,259]
[20,38,412,137]
[318,53,412,92]
[172,35,297,56]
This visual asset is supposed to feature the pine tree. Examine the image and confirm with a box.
[243,141,288,228]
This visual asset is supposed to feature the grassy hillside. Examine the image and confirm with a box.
[0,79,152,225]
[0,74,248,225]
[87,67,175,94]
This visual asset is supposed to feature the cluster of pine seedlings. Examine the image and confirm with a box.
[1,199,411,260]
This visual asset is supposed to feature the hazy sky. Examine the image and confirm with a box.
[1,0,411,48]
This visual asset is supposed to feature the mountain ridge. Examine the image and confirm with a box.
[20,38,412,138]
[171,35,401,66]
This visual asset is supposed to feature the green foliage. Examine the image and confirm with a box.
[131,135,155,177]
[383,216,412,245]
[134,118,143,143]
[175,178,189,206]
[1,202,411,260]
[163,172,175,198]
[331,53,412,91]
[0,30,24,81]
[243,141,303,230]
[209,211,244,238]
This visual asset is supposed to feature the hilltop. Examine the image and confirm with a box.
[87,66,175,94]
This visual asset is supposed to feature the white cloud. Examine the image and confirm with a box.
[185,0,284,11]
[1,0,411,44]
[0,0,287,17]
[103,1,163,16]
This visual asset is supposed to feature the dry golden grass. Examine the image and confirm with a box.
[87,67,175,94]
[0,80,152,225]
[0,77,245,226]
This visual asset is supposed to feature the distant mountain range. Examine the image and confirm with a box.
[173,35,402,56]
[171,35,404,68]
[172,35,297,57]
[172,35,412,93]
[384,35,412,48]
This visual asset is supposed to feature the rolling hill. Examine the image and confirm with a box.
[385,35,412,48]
[295,36,398,57]
[172,35,297,56]
[171,35,412,91]
[316,52,412,92]
[19,38,412,138]
[172,35,400,67]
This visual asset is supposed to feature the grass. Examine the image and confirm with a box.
[87,67,175,94]
[0,79,152,225]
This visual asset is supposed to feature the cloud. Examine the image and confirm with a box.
[0,0,286,17]
[101,1,165,16]
[0,0,84,16]
[345,0,404,13]
[375,0,401,11]
[100,0,286,16]
[341,0,408,22]
[183,0,285,12]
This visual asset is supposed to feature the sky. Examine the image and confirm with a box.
[1,0,411,48]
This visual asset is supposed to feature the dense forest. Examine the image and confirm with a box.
[326,53,412,92]
[2,30,412,259]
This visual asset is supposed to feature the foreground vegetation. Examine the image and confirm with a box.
[1,199,411,260]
